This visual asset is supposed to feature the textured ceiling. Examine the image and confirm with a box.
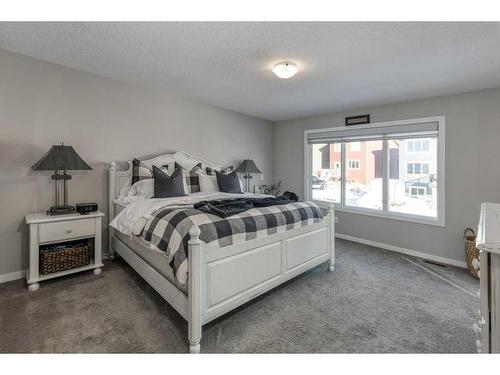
[1,22,500,121]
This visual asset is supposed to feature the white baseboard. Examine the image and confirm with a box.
[336,233,467,269]
[0,270,25,284]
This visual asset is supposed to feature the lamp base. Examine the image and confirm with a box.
[48,205,76,216]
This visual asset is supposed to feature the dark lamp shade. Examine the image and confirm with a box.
[236,159,262,174]
[31,145,92,171]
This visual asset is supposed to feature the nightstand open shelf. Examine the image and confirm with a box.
[25,211,104,291]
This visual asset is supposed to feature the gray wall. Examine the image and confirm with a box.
[274,88,500,264]
[0,49,274,277]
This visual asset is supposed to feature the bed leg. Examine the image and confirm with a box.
[188,226,203,354]
[328,204,335,272]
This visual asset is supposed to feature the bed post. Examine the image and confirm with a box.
[328,204,335,272]
[188,226,203,353]
[108,162,117,259]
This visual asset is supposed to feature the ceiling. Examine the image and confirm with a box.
[1,22,500,121]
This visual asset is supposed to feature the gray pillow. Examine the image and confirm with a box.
[216,170,243,194]
[153,165,187,198]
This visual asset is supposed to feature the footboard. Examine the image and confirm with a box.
[187,205,335,352]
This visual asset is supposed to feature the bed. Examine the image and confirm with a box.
[108,151,335,353]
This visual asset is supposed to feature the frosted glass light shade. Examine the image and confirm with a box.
[272,62,298,79]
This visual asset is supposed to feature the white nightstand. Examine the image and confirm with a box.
[25,211,105,291]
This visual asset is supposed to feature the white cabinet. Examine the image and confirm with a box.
[476,203,500,353]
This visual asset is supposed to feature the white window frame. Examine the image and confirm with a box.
[348,160,360,170]
[350,142,361,152]
[304,115,445,227]
[333,143,341,152]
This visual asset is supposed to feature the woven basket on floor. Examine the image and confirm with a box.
[464,228,480,279]
[40,244,90,275]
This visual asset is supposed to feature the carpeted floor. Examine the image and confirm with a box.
[0,239,479,353]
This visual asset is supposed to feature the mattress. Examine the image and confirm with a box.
[113,229,188,294]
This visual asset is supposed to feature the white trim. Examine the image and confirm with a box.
[336,233,466,268]
[315,200,442,226]
[305,115,446,226]
[382,139,389,211]
[304,132,311,201]
[0,270,25,283]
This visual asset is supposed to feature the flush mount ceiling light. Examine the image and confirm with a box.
[272,61,298,79]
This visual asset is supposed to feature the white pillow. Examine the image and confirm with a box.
[129,179,154,198]
[199,174,219,192]
[199,173,246,193]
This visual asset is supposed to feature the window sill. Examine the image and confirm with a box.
[313,199,445,227]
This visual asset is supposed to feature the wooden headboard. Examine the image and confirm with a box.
[108,150,222,224]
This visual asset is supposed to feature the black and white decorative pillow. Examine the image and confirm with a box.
[175,162,204,193]
[132,159,169,185]
[205,166,234,176]
[132,159,153,185]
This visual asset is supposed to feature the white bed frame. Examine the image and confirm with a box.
[109,151,335,353]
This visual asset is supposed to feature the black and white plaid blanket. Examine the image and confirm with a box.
[141,201,324,284]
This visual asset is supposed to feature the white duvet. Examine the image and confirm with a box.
[110,192,272,237]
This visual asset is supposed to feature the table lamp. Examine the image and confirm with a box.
[236,159,262,193]
[31,143,92,215]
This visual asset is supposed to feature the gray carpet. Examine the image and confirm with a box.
[0,239,479,353]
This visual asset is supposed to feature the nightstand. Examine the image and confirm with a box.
[25,211,104,291]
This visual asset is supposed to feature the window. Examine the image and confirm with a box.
[407,139,430,153]
[346,141,383,210]
[410,186,427,197]
[406,162,430,175]
[389,139,437,217]
[311,143,341,203]
[305,116,445,226]
[348,160,360,169]
[350,142,361,151]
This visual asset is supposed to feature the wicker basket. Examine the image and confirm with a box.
[464,228,480,279]
[40,243,90,275]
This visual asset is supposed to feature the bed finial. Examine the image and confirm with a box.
[189,226,201,242]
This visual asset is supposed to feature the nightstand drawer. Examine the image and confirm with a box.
[38,218,95,243]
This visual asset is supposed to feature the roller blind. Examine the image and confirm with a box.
[306,121,438,144]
